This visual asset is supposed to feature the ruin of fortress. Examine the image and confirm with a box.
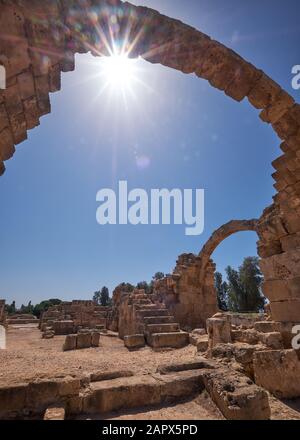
[0,0,300,422]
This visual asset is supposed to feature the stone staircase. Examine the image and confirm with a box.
[131,291,189,349]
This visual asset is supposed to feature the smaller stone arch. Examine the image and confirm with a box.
[153,219,259,329]
[198,219,258,283]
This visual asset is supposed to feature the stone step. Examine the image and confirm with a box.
[132,299,152,305]
[146,323,180,334]
[146,332,189,349]
[137,309,170,318]
[83,370,204,415]
[135,303,161,309]
[131,294,149,300]
[144,316,176,324]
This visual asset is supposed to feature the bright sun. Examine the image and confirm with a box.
[101,54,137,91]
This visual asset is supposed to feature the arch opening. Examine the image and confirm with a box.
[0,0,300,323]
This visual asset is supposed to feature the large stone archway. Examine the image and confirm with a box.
[0,0,299,324]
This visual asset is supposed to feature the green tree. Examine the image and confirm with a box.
[117,282,135,293]
[152,272,165,281]
[33,299,62,318]
[100,286,110,306]
[214,272,228,311]
[226,257,265,312]
[136,281,152,294]
[5,300,16,315]
[93,291,101,305]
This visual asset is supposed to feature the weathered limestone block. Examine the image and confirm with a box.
[44,405,65,420]
[260,90,294,124]
[0,383,28,418]
[195,335,209,353]
[147,331,189,349]
[17,71,35,100]
[260,249,300,281]
[280,233,300,251]
[23,97,40,129]
[34,74,51,116]
[270,300,300,322]
[254,321,281,333]
[91,331,100,347]
[207,315,232,349]
[254,349,300,398]
[9,111,27,144]
[258,332,283,349]
[63,334,77,351]
[124,334,145,350]
[248,73,281,109]
[76,332,91,349]
[53,320,74,335]
[201,367,270,420]
[83,376,161,414]
[263,278,300,302]
[231,329,260,345]
[0,127,15,161]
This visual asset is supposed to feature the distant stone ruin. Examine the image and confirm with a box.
[40,300,110,336]
[6,314,38,325]
[153,220,258,329]
[108,288,190,349]
[0,300,6,326]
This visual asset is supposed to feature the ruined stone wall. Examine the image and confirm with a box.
[40,300,110,332]
[0,0,300,324]
[154,254,217,329]
[0,300,6,325]
[154,220,258,329]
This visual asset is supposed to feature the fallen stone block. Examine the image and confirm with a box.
[258,332,283,349]
[42,331,55,339]
[207,315,232,349]
[124,334,145,350]
[53,320,74,335]
[91,331,100,347]
[76,332,91,349]
[44,405,65,420]
[231,329,259,345]
[192,328,207,336]
[196,335,209,352]
[201,367,271,420]
[254,321,281,333]
[254,349,300,398]
[63,334,77,351]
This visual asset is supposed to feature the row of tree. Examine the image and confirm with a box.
[5,299,62,318]
[5,259,265,318]
[215,256,266,313]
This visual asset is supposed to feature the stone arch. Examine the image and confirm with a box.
[198,219,258,282]
[0,0,299,323]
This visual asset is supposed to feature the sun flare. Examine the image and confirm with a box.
[101,53,138,91]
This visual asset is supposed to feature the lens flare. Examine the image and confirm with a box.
[101,53,138,91]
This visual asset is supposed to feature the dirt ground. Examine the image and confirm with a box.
[0,324,197,386]
[1,324,300,420]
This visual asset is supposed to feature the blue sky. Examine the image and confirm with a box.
[1,0,300,306]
